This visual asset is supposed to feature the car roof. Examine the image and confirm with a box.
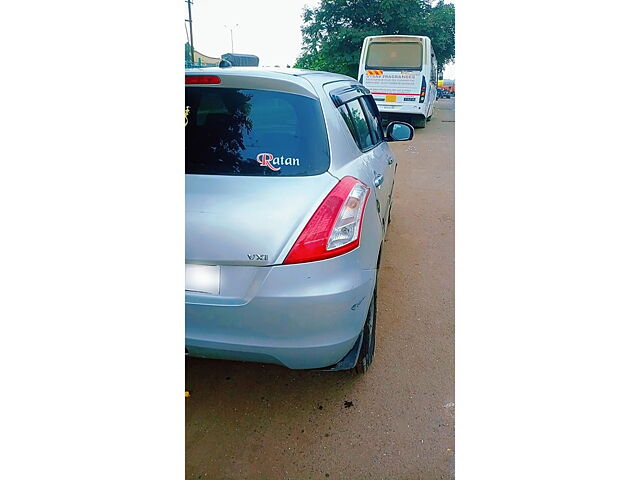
[185,65,350,78]
[365,34,426,38]
[185,67,355,98]
[185,66,355,97]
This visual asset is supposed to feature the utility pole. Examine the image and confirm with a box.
[224,24,238,53]
[186,0,195,63]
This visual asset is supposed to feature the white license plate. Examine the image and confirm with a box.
[185,264,220,295]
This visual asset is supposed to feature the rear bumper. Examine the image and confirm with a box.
[377,102,427,116]
[185,254,377,369]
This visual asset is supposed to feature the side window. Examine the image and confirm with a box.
[360,96,384,145]
[344,99,374,150]
[338,105,359,145]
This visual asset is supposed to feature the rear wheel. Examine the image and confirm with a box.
[411,114,427,129]
[355,286,377,374]
[426,104,434,122]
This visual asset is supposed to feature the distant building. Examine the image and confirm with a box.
[185,43,221,67]
[221,53,260,66]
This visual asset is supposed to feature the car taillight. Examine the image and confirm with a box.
[185,75,221,84]
[419,76,427,103]
[283,177,370,264]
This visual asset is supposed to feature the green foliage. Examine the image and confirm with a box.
[294,0,455,79]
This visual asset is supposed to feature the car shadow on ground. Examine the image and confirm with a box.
[186,357,362,422]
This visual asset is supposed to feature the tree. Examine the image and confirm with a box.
[295,0,455,79]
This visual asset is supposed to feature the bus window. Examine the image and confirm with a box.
[365,42,422,70]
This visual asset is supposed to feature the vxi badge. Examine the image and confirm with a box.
[247,254,268,261]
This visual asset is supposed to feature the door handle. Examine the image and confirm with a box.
[374,173,384,188]
[387,156,394,165]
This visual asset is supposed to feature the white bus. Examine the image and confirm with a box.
[358,35,438,128]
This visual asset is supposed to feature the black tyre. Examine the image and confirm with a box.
[355,286,377,374]
[411,115,427,128]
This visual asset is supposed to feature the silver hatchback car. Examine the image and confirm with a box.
[185,67,413,373]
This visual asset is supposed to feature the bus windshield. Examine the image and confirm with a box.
[365,42,423,70]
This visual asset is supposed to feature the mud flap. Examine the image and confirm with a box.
[317,332,363,371]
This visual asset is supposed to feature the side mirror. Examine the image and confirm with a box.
[386,121,414,142]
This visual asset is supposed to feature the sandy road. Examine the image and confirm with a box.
[186,98,455,480]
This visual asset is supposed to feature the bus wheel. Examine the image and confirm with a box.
[412,115,426,128]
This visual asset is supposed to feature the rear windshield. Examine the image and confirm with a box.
[365,42,423,70]
[185,87,329,176]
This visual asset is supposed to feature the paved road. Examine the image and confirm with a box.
[186,98,455,480]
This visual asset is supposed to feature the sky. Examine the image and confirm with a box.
[186,0,455,79]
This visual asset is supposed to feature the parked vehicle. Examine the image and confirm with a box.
[185,67,414,373]
[221,53,259,66]
[437,88,451,99]
[357,35,438,128]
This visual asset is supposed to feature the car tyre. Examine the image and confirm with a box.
[355,286,377,374]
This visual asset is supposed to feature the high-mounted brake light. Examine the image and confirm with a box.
[185,75,221,85]
[283,177,370,265]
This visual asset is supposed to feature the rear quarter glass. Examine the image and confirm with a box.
[185,87,330,176]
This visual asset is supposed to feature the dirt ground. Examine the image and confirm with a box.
[186,98,455,480]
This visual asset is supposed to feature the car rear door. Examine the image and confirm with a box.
[359,95,394,229]
[185,83,337,267]
[335,94,394,231]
